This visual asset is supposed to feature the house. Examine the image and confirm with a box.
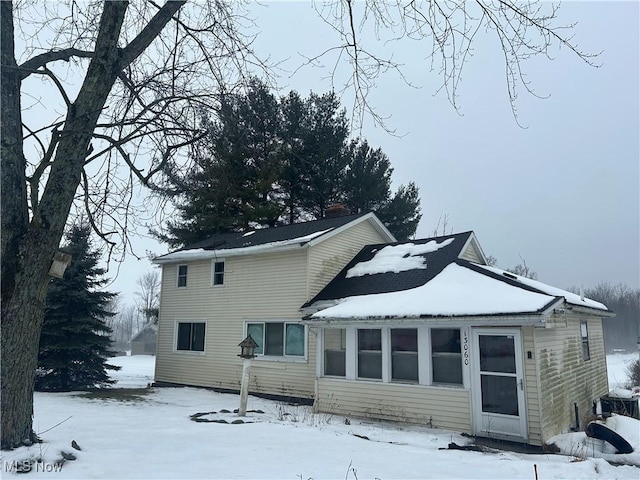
[130,323,158,355]
[152,211,395,399]
[301,231,615,446]
[153,215,613,447]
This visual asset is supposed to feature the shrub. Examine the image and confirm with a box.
[626,358,640,387]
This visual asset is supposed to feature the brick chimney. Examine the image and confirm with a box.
[324,204,351,218]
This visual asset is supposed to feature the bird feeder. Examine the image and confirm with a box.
[48,251,72,278]
[238,334,258,359]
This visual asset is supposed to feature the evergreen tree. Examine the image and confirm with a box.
[158,81,421,246]
[36,223,120,391]
[377,182,422,241]
[342,139,393,214]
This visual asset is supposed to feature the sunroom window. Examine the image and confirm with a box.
[324,328,346,377]
[357,329,382,379]
[431,328,462,385]
[391,328,418,382]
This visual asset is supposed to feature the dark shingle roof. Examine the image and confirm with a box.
[303,231,474,307]
[170,213,369,253]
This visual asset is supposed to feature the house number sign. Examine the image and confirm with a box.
[463,329,469,365]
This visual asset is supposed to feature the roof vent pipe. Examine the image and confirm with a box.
[580,285,585,302]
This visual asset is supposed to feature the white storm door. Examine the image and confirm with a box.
[472,329,527,441]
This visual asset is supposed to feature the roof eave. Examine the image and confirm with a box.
[567,304,616,317]
[153,241,308,264]
[302,312,549,328]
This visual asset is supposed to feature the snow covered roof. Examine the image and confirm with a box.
[475,265,608,310]
[303,232,610,322]
[154,212,394,264]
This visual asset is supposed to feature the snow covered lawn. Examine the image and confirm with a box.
[2,354,638,479]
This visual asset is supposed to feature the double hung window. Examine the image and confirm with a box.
[324,328,346,377]
[177,265,188,288]
[212,261,225,285]
[176,322,205,352]
[431,328,463,385]
[391,328,418,382]
[580,321,590,361]
[357,329,382,379]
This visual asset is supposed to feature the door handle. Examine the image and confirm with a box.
[518,379,524,391]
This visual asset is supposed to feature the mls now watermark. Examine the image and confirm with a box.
[4,460,63,473]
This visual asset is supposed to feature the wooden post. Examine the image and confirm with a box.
[238,358,251,416]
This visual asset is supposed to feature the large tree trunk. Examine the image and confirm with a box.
[0,1,128,449]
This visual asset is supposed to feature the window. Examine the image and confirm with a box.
[247,322,305,357]
[212,261,225,285]
[431,329,462,385]
[324,328,346,377]
[358,329,382,379]
[581,321,590,361]
[391,328,418,382]
[176,322,205,352]
[177,264,188,288]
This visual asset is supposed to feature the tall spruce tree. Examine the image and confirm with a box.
[158,82,421,246]
[36,223,120,392]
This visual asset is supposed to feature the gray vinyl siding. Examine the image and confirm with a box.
[533,312,608,444]
[317,378,471,433]
[308,220,389,298]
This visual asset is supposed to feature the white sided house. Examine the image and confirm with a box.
[301,232,615,446]
[152,212,395,399]
[154,216,613,447]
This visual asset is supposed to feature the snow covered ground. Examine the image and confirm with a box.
[1,353,638,479]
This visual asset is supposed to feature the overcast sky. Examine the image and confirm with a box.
[111,1,639,303]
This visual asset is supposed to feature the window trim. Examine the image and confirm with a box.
[177,264,188,288]
[321,326,466,388]
[244,320,307,362]
[356,328,383,381]
[173,320,206,354]
[430,327,463,386]
[580,320,590,361]
[390,328,419,384]
[211,259,225,286]
[323,328,347,377]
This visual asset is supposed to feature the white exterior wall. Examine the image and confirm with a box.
[314,324,473,433]
[154,219,391,398]
[155,249,316,397]
[316,378,472,432]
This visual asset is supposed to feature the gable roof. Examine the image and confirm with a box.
[302,231,610,321]
[153,212,395,264]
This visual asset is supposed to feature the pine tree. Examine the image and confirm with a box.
[36,223,120,391]
[158,81,421,246]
